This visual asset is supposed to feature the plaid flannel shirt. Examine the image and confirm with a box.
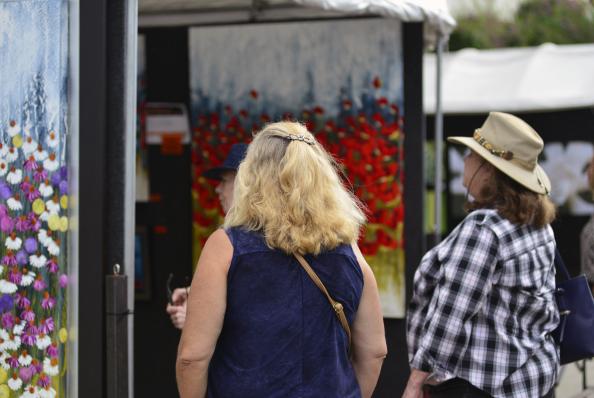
[407,209,559,398]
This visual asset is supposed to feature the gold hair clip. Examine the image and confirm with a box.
[473,130,514,160]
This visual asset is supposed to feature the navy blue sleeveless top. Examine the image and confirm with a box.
[207,227,364,398]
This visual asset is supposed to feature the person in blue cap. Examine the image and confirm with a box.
[166,143,248,329]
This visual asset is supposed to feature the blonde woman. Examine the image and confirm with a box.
[176,122,387,398]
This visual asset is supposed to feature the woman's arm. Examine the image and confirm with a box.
[350,243,388,398]
[176,229,232,398]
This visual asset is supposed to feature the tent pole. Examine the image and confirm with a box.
[434,34,446,244]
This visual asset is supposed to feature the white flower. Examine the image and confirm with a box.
[0,352,9,370]
[5,334,20,351]
[36,334,51,350]
[39,211,50,222]
[29,254,47,269]
[47,241,60,256]
[18,352,32,366]
[43,357,59,376]
[7,121,20,137]
[43,154,59,172]
[0,279,17,294]
[0,160,7,177]
[13,320,26,335]
[22,137,38,156]
[6,168,22,184]
[8,374,23,390]
[39,387,56,398]
[7,197,23,211]
[33,146,48,162]
[20,385,39,398]
[46,131,59,148]
[0,329,9,340]
[39,182,54,198]
[46,200,60,215]
[38,229,50,246]
[0,143,8,157]
[5,147,18,163]
[21,269,35,287]
[5,235,22,250]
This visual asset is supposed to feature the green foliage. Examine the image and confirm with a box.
[449,0,594,50]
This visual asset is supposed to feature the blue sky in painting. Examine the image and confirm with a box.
[0,0,67,140]
[189,18,403,119]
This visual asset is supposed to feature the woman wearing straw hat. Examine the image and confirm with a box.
[404,112,559,398]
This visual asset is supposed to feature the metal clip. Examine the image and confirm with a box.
[113,263,121,275]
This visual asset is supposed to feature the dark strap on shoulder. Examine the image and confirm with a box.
[554,248,571,282]
[294,253,352,353]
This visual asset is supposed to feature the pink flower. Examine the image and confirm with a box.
[1,312,14,329]
[37,372,51,388]
[1,251,17,266]
[24,157,37,171]
[21,307,35,322]
[47,342,59,358]
[39,317,54,334]
[33,276,46,291]
[8,268,21,285]
[22,328,36,346]
[46,258,58,273]
[27,213,41,232]
[19,366,34,382]
[41,292,55,310]
[33,166,48,183]
[15,292,31,309]
[0,216,14,233]
[7,353,19,368]
[31,359,42,374]
[15,215,30,232]
[25,185,40,202]
[59,274,68,288]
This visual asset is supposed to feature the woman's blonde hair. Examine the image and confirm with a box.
[224,122,365,255]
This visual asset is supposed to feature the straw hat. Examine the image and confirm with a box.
[448,112,551,195]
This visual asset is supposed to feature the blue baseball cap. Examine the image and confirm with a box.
[202,143,248,180]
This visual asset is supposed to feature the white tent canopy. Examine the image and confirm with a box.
[424,43,594,114]
[139,0,455,40]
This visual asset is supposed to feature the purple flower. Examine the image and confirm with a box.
[1,252,16,266]
[46,257,58,273]
[0,204,7,218]
[33,277,46,291]
[42,292,55,310]
[37,373,51,388]
[40,317,54,334]
[31,359,43,374]
[6,354,19,369]
[51,172,61,186]
[28,213,41,232]
[25,186,40,202]
[34,166,48,183]
[22,329,36,346]
[16,250,28,265]
[1,312,14,329]
[20,180,32,193]
[8,269,21,285]
[19,366,34,382]
[0,294,14,313]
[59,274,68,288]
[24,237,38,253]
[60,166,68,180]
[0,185,12,200]
[24,157,38,171]
[47,342,59,358]
[15,215,29,232]
[15,292,31,309]
[21,308,35,322]
[59,180,68,195]
[0,216,14,233]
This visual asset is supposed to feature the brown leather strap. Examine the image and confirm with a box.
[294,253,352,353]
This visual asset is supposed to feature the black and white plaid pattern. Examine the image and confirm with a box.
[580,215,594,283]
[407,209,559,398]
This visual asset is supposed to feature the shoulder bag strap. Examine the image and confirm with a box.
[294,253,352,353]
